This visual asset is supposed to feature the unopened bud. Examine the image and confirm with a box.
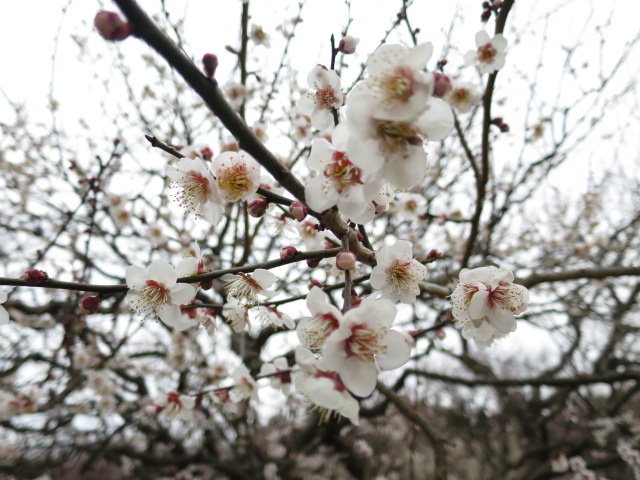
[481,9,492,22]
[289,202,308,222]
[24,269,49,285]
[79,295,101,315]
[307,258,321,268]
[248,198,269,218]
[433,73,453,98]
[335,250,357,270]
[202,53,219,78]
[426,249,442,262]
[338,35,360,54]
[280,246,298,261]
[94,11,132,42]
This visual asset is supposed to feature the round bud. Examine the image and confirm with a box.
[24,269,49,285]
[306,258,321,268]
[433,73,453,98]
[94,11,132,42]
[338,36,360,54]
[202,53,219,78]
[335,250,357,271]
[289,202,308,222]
[280,246,298,261]
[79,296,101,315]
[248,198,269,218]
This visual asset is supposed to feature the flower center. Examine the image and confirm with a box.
[299,313,340,350]
[478,43,497,63]
[486,281,521,311]
[378,67,414,103]
[323,152,364,193]
[172,170,211,213]
[452,88,470,104]
[225,273,262,305]
[217,164,252,201]
[314,88,338,110]
[376,121,423,156]
[387,260,418,293]
[345,324,387,362]
[134,280,170,317]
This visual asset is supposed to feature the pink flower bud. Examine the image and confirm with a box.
[427,249,442,262]
[79,295,101,315]
[280,246,298,261]
[338,36,360,54]
[248,198,269,218]
[335,250,356,271]
[481,9,492,22]
[289,202,308,222]
[433,73,453,98]
[306,258,321,268]
[202,53,219,78]
[94,11,132,42]
[24,269,49,285]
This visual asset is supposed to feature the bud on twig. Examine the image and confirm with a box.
[433,73,453,98]
[307,258,321,268]
[202,53,219,78]
[24,269,49,285]
[338,36,360,54]
[79,295,101,315]
[280,246,298,261]
[94,11,132,42]
[248,198,269,218]
[289,202,308,222]
[335,250,357,271]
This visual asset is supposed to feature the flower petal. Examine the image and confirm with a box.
[377,330,412,370]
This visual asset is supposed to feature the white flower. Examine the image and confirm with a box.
[370,240,427,304]
[0,291,9,325]
[551,454,569,473]
[225,82,248,109]
[126,261,196,326]
[298,65,343,131]
[346,88,453,189]
[212,150,261,202]
[154,392,195,421]
[305,124,382,223]
[222,297,250,332]
[220,269,278,306]
[260,357,292,393]
[464,31,508,75]
[450,266,529,348]
[166,156,225,226]
[322,296,411,397]
[250,24,270,47]
[293,347,360,425]
[296,217,329,251]
[230,365,258,402]
[296,287,342,351]
[255,306,295,329]
[389,192,427,221]
[445,81,482,113]
[360,42,435,122]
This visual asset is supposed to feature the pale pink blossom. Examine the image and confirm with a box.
[212,150,261,202]
[153,392,195,421]
[255,306,295,329]
[464,31,508,75]
[370,240,427,303]
[222,297,250,332]
[166,157,225,225]
[230,365,258,402]
[389,192,427,220]
[250,24,270,47]
[338,36,359,54]
[322,296,411,397]
[259,357,292,393]
[298,65,343,131]
[445,81,483,113]
[450,266,529,348]
[126,262,196,326]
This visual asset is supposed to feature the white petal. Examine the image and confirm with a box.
[488,308,517,334]
[492,34,508,52]
[416,98,454,141]
[367,44,406,77]
[169,283,197,305]
[0,306,9,325]
[306,176,337,212]
[125,265,147,289]
[148,261,177,287]
[311,109,335,131]
[469,290,490,319]
[252,269,277,289]
[406,42,434,70]
[339,358,377,397]
[0,291,7,303]
[157,303,181,324]
[377,330,412,370]
[475,30,491,48]
[383,147,427,189]
[175,257,199,277]
[308,138,335,171]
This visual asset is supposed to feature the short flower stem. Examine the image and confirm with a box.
[341,237,352,313]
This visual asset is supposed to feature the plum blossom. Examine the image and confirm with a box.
[225,82,248,109]
[166,156,225,226]
[445,80,483,113]
[322,296,411,397]
[126,261,196,326]
[259,357,292,393]
[296,287,342,351]
[0,291,9,325]
[390,192,427,221]
[221,269,278,306]
[464,30,508,75]
[346,87,453,189]
[359,42,436,121]
[254,306,295,329]
[305,124,382,223]
[222,297,250,332]
[450,266,529,348]
[212,150,261,202]
[230,365,258,402]
[153,392,195,421]
[370,240,427,303]
[250,24,270,47]
[293,347,360,425]
[296,217,330,251]
[298,65,343,131]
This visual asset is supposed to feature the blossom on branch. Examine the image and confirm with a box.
[212,150,261,202]
[464,30,508,75]
[298,65,343,131]
[450,266,529,348]
[370,240,427,303]
[126,261,196,326]
[220,269,278,306]
[296,287,342,351]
